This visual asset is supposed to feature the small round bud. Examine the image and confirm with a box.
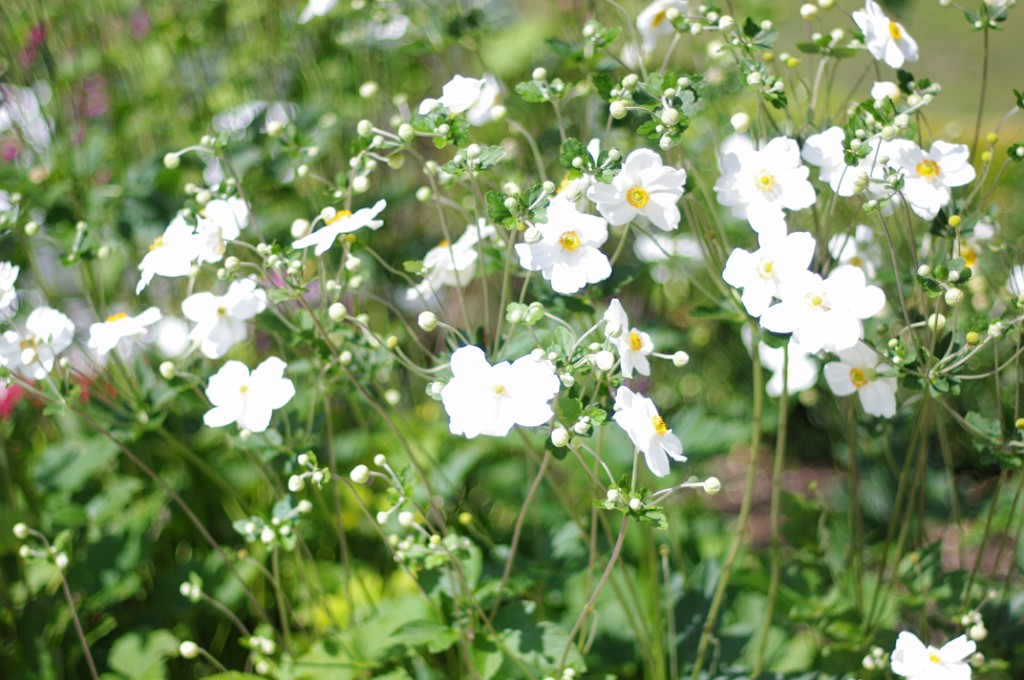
[532,67,547,81]
[384,388,401,406]
[945,288,964,306]
[359,81,379,99]
[659,135,672,151]
[351,175,370,194]
[917,264,932,277]
[417,311,438,332]
[222,255,241,273]
[163,152,181,170]
[288,475,305,492]
[800,4,818,20]
[54,552,69,570]
[541,180,556,194]
[339,350,353,365]
[374,453,387,467]
[704,477,722,495]
[730,112,750,133]
[606,489,621,503]
[628,498,643,511]
[415,186,432,203]
[551,427,569,448]
[398,511,415,527]
[179,641,200,659]
[672,351,690,367]
[609,100,628,119]
[660,108,680,126]
[297,499,313,514]
[948,270,960,282]
[593,350,616,372]
[290,218,312,239]
[818,0,834,7]
[24,221,39,237]
[260,527,276,544]
[966,331,981,345]
[718,15,735,29]
[12,523,29,540]
[503,196,518,211]
[927,313,947,332]
[573,420,590,435]
[329,302,348,322]
[458,511,473,525]
[350,464,370,484]
[746,72,762,86]
[969,624,987,641]
[159,361,176,381]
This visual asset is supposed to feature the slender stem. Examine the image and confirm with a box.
[661,546,679,680]
[60,575,99,680]
[272,547,292,652]
[970,26,990,162]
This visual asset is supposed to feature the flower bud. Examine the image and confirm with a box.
[532,67,547,81]
[54,552,69,570]
[350,464,370,484]
[945,288,964,306]
[179,641,200,659]
[661,108,680,126]
[917,264,932,277]
[593,350,615,371]
[609,100,628,119]
[287,475,305,492]
[417,311,438,332]
[672,351,690,367]
[628,498,643,511]
[329,302,347,322]
[398,511,415,527]
[359,81,379,99]
[24,221,39,237]
[927,313,947,332]
[159,361,176,381]
[800,4,818,20]
[704,477,722,495]
[551,427,569,448]
[12,523,29,540]
[163,153,181,169]
[730,112,750,133]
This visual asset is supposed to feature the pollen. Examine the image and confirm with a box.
[19,337,38,350]
[849,367,868,388]
[217,306,228,316]
[326,209,353,225]
[805,292,828,309]
[754,170,776,191]
[928,652,941,664]
[961,245,977,268]
[149,236,166,251]
[239,385,249,394]
[438,239,450,248]
[652,10,668,27]
[105,312,129,323]
[492,384,507,395]
[916,160,940,178]
[557,174,572,194]
[629,331,643,351]
[559,231,582,251]
[888,21,902,41]
[756,257,775,279]
[652,415,668,436]
[626,186,650,209]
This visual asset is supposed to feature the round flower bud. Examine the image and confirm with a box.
[54,552,69,570]
[532,67,547,81]
[417,311,438,332]
[503,196,518,211]
[551,427,569,448]
[969,624,987,641]
[297,499,313,514]
[290,218,313,239]
[628,498,643,511]
[730,112,750,133]
[159,361,176,381]
[945,288,965,306]
[329,302,348,322]
[659,135,672,151]
[297,453,310,467]
[222,255,241,273]
[12,523,29,540]
[373,453,387,467]
[359,80,379,99]
[965,331,981,345]
[350,464,370,484]
[163,152,181,169]
[398,511,415,528]
[970,652,984,667]
[927,313,947,332]
[661,108,680,126]
[800,4,818,19]
[287,475,305,492]
[917,264,932,277]
[179,641,200,659]
[24,221,39,237]
[746,72,762,86]
[672,350,690,367]
[818,0,835,7]
[573,420,590,435]
[351,175,370,194]
[18,546,31,558]
[948,270,960,282]
[260,527,276,544]
[593,350,616,372]
[384,388,401,406]
[414,186,433,203]
[718,15,735,29]
[339,350,353,365]
[606,489,621,503]
[609,100,628,119]
[704,477,722,495]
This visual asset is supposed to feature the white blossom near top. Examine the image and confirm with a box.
[181,278,268,359]
[636,0,689,52]
[203,357,295,433]
[292,200,386,256]
[714,136,816,238]
[829,224,880,278]
[87,307,162,357]
[514,198,612,295]
[853,0,919,69]
[196,197,250,264]
[722,230,816,318]
[297,0,336,23]
[742,326,819,397]
[466,74,503,126]
[888,141,976,220]
[802,127,896,199]
[0,261,19,316]
[418,75,491,119]
[440,346,560,439]
[588,149,687,231]
[759,265,886,354]
[890,631,976,680]
[824,340,897,418]
[136,213,201,294]
[603,299,654,379]
[407,220,496,304]
[612,385,685,477]
[0,306,75,380]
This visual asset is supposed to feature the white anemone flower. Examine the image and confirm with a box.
[853,0,919,69]
[612,386,685,477]
[136,213,200,294]
[418,75,487,117]
[0,261,19,316]
[154,316,191,357]
[889,140,976,220]
[87,307,162,357]
[603,299,654,379]
[203,357,295,433]
[181,278,268,359]
[722,231,816,318]
[407,220,496,304]
[587,148,687,231]
[759,265,886,353]
[890,631,976,679]
[637,0,689,52]
[298,0,336,23]
[829,224,880,278]
[824,340,897,418]
[801,127,896,199]
[440,346,560,439]
[196,197,250,264]
[0,306,75,380]
[742,327,819,397]
[714,136,816,238]
[466,74,503,126]
[514,198,611,295]
[292,200,386,256]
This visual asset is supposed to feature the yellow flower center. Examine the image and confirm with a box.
[652,415,668,436]
[652,9,668,27]
[961,244,977,268]
[889,21,902,41]
[239,385,249,394]
[806,292,828,310]
[626,186,650,208]
[848,255,864,268]
[629,331,643,351]
[19,337,37,350]
[492,384,507,395]
[916,160,940,178]
[149,236,166,251]
[217,306,227,316]
[849,368,868,389]
[556,174,572,194]
[326,209,353,225]
[437,239,450,248]
[105,312,129,323]
[559,231,582,251]
[755,170,776,191]
[756,257,775,279]
[928,652,941,664]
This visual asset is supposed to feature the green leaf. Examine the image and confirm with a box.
[515,80,548,103]
[485,190,517,229]
[391,620,460,654]
[107,629,179,680]
[402,260,424,274]
[556,397,583,425]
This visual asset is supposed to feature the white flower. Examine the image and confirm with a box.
[0,307,75,380]
[722,231,816,318]
[87,307,162,356]
[557,139,602,203]
[853,0,919,69]
[418,75,489,118]
[890,631,976,680]
[0,261,19,316]
[298,0,336,23]
[588,149,687,231]
[441,346,560,438]
[292,200,386,256]
[760,265,886,353]
[181,278,268,359]
[715,136,816,237]
[889,141,976,220]
[514,198,611,295]
[136,213,200,294]
[604,299,654,379]
[203,357,295,433]
[829,224,880,277]
[801,127,896,199]
[154,316,191,357]
[824,340,897,417]
[466,74,503,126]
[637,0,689,51]
[407,219,496,303]
[196,197,250,264]
[742,326,819,397]
[612,386,685,477]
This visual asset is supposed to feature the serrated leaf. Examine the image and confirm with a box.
[515,81,548,103]
[556,397,583,425]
